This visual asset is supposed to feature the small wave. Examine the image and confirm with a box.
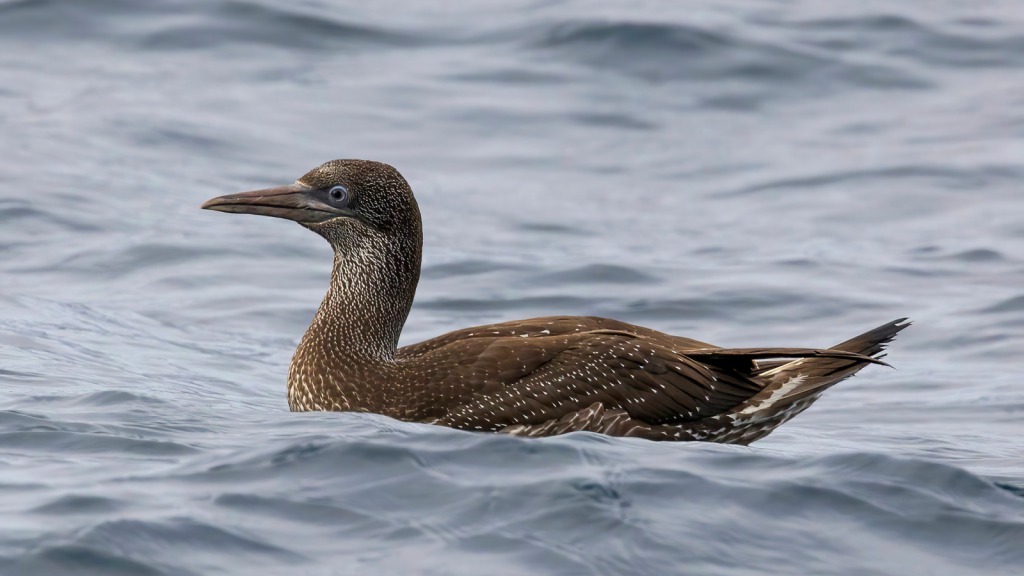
[82,518,305,560]
[0,430,198,456]
[982,295,1024,314]
[606,290,863,323]
[909,248,1007,264]
[421,259,528,280]
[568,112,657,131]
[528,20,927,92]
[0,368,43,380]
[15,243,234,279]
[139,2,423,52]
[214,493,392,532]
[943,249,1006,263]
[31,495,126,515]
[13,391,170,410]
[0,0,423,52]
[0,545,166,576]
[418,295,600,313]
[724,165,1019,197]
[415,287,867,326]
[125,124,231,153]
[997,482,1024,499]
[66,390,170,407]
[535,264,660,285]
[516,221,594,236]
[1,519,306,575]
[786,14,1024,69]
[0,200,101,233]
[446,68,568,86]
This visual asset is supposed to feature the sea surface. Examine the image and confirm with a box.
[1,1,1023,574]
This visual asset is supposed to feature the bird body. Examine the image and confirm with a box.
[203,159,908,445]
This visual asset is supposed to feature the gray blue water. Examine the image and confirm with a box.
[2,1,1024,574]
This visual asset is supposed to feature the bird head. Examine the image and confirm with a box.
[202,159,421,246]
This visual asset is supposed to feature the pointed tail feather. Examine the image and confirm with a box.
[760,318,910,400]
[831,317,911,357]
[696,319,910,445]
[748,318,910,375]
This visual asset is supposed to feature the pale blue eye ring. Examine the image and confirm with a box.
[328,186,348,203]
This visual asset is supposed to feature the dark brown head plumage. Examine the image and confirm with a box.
[202,160,908,444]
[298,159,422,238]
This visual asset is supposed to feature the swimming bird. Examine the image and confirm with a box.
[202,159,908,444]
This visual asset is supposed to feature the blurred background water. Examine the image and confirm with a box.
[1,0,1024,574]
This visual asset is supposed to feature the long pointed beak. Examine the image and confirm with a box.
[201,183,352,224]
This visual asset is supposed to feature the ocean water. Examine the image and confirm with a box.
[1,0,1024,574]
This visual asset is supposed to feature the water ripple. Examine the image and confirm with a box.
[2,0,1023,574]
[530,20,929,91]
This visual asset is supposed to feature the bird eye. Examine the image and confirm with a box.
[328,186,348,204]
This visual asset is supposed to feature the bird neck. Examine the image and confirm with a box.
[311,232,421,364]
